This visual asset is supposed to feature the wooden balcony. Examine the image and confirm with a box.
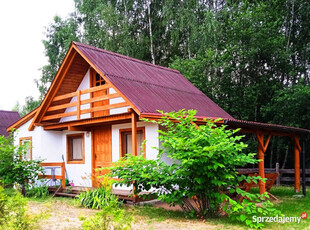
[42,84,130,122]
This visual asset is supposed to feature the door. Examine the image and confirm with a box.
[91,69,109,117]
[92,126,112,187]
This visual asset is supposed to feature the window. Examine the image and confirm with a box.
[67,134,85,164]
[120,128,145,157]
[94,73,106,86]
[19,137,32,160]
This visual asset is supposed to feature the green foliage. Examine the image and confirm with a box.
[25,183,49,198]
[106,110,278,227]
[0,134,43,188]
[223,193,281,229]
[80,179,132,229]
[12,96,40,117]
[0,186,35,230]
[78,182,121,210]
[36,15,79,98]
[82,205,132,230]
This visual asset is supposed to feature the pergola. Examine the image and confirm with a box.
[225,119,310,195]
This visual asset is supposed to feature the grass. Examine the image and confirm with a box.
[130,186,310,229]
[4,186,310,229]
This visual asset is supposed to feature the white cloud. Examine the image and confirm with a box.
[0,0,75,110]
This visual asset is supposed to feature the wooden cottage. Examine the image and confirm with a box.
[8,42,309,197]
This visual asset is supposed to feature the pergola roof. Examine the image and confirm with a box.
[224,119,310,136]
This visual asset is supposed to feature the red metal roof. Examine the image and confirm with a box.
[74,42,233,119]
[0,110,20,137]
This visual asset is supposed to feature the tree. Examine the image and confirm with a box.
[36,15,80,99]
[12,96,40,117]
[104,110,279,228]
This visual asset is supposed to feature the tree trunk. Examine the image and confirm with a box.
[282,147,289,169]
[147,0,155,64]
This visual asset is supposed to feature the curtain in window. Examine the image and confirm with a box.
[72,138,83,160]
[126,133,143,155]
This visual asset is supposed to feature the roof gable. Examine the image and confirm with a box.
[74,42,233,119]
[29,42,233,130]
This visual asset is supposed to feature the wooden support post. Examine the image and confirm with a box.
[131,111,137,156]
[276,162,280,186]
[61,162,66,188]
[77,90,81,120]
[302,140,306,196]
[294,136,301,193]
[256,133,271,194]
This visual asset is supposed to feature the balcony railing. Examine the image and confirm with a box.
[42,84,129,121]
[39,162,66,188]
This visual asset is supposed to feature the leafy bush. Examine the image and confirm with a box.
[0,133,43,191]
[78,179,121,210]
[105,110,280,228]
[25,183,49,198]
[0,185,35,229]
[80,178,132,229]
[82,205,132,230]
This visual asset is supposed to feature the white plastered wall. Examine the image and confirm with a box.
[15,119,92,187]
[14,118,162,188]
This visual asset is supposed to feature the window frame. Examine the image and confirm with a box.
[19,137,32,160]
[119,127,145,158]
[66,133,85,164]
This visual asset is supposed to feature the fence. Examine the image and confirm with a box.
[237,162,310,186]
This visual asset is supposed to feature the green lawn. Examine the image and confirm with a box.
[6,186,310,229]
[131,186,310,229]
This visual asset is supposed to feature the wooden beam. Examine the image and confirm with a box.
[294,135,301,193]
[131,111,137,156]
[43,113,132,130]
[7,107,38,132]
[77,90,81,120]
[68,126,89,131]
[80,102,129,114]
[42,111,77,121]
[72,43,141,116]
[81,93,121,105]
[53,91,77,102]
[302,140,306,196]
[256,132,271,194]
[47,101,78,112]
[29,49,77,131]
[80,84,110,94]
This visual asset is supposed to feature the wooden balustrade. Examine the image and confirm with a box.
[43,84,129,121]
[39,162,66,188]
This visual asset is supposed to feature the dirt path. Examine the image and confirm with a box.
[27,200,233,230]
[27,200,98,230]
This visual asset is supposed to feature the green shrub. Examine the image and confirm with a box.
[105,110,280,228]
[82,205,132,230]
[78,183,121,210]
[0,185,35,230]
[0,133,43,191]
[25,183,49,198]
[79,180,132,230]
